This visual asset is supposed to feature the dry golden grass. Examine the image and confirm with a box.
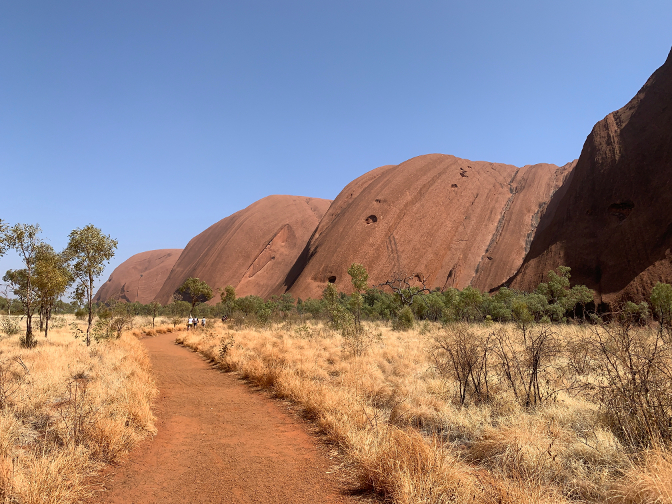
[0,315,157,503]
[176,320,672,504]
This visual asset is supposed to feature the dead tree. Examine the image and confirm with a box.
[379,273,432,306]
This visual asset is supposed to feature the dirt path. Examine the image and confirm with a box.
[95,332,362,504]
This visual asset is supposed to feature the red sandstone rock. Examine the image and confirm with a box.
[154,195,331,303]
[288,154,572,300]
[510,48,672,304]
[94,249,182,304]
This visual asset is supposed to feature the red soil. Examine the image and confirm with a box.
[94,332,363,504]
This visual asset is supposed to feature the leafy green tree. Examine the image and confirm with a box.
[148,301,162,327]
[66,225,118,346]
[323,282,353,330]
[414,291,445,321]
[220,285,237,316]
[302,297,325,318]
[1,223,43,347]
[394,305,415,331]
[347,263,368,329]
[236,295,265,316]
[275,292,295,318]
[456,286,483,322]
[523,292,549,321]
[168,299,191,317]
[650,282,672,338]
[512,298,534,342]
[0,219,7,257]
[568,284,594,320]
[177,277,213,314]
[33,244,72,337]
[536,266,573,321]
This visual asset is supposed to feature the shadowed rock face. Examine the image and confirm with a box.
[154,195,331,304]
[288,154,573,300]
[94,249,182,304]
[511,48,672,304]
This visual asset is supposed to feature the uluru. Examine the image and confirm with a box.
[153,195,331,303]
[94,249,182,304]
[510,47,672,304]
[288,154,574,299]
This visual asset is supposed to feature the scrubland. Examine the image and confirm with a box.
[177,319,672,504]
[0,315,158,503]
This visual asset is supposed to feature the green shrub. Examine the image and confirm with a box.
[394,305,415,331]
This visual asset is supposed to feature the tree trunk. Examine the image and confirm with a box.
[86,274,93,347]
[44,305,51,338]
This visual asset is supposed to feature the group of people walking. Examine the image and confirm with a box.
[187,316,206,330]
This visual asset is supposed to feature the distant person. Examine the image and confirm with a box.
[221,315,228,323]
[187,317,192,331]
[202,318,206,327]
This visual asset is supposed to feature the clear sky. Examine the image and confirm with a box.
[1,1,671,293]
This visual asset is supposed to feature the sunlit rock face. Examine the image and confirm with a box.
[154,195,331,303]
[289,154,572,300]
[94,249,182,304]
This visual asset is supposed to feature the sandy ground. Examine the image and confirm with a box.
[94,332,365,504]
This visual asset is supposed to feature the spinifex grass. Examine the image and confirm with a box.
[0,315,158,503]
[177,320,671,504]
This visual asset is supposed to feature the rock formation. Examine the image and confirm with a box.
[510,48,672,304]
[94,249,182,304]
[288,154,573,300]
[154,195,331,303]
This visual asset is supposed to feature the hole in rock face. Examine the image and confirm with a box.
[375,198,382,203]
[608,200,634,221]
[451,184,458,188]
[365,215,378,224]
[328,276,337,283]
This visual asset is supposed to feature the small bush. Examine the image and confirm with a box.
[589,319,672,448]
[0,316,20,337]
[393,306,415,331]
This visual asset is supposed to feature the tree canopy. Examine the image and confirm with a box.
[66,224,118,346]
[177,277,213,314]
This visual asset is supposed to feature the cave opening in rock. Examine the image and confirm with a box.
[328,276,337,283]
[365,215,378,224]
[608,200,634,221]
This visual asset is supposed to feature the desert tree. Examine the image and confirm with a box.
[651,282,672,341]
[1,223,43,347]
[568,284,594,321]
[0,219,7,257]
[274,292,295,318]
[430,324,491,405]
[347,263,368,330]
[148,301,162,328]
[33,244,73,337]
[220,285,236,317]
[65,225,118,346]
[588,311,672,447]
[177,277,213,315]
[379,272,431,307]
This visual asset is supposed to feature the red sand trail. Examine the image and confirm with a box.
[93,332,363,504]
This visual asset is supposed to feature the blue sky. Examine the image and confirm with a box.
[1,1,671,293]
